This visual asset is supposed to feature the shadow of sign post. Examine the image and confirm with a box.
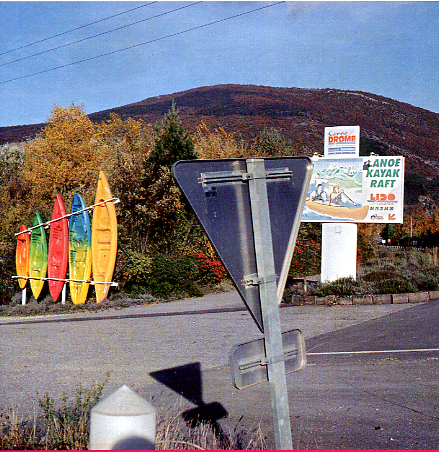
[150,362,229,444]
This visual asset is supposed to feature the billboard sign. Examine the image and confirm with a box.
[324,126,360,158]
[302,156,404,224]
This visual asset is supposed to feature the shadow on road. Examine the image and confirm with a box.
[150,362,229,444]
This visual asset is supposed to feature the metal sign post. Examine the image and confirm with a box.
[246,159,292,449]
[172,157,313,450]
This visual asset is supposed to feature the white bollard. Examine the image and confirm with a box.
[321,222,357,282]
[21,288,26,305]
[89,385,156,450]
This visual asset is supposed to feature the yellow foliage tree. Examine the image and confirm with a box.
[23,104,110,216]
[396,206,430,238]
[193,122,247,159]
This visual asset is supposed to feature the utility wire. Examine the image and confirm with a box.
[0,2,156,57]
[1,2,201,67]
[1,1,284,85]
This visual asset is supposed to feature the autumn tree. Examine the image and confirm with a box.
[357,223,378,262]
[0,144,29,295]
[395,206,430,239]
[23,104,110,216]
[104,114,182,253]
[0,143,26,230]
[193,122,247,159]
[106,105,197,254]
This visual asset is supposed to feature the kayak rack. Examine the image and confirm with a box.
[12,275,118,287]
[15,197,120,235]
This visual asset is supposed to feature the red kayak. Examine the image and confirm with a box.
[48,194,69,301]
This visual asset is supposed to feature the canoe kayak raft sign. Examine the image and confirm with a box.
[302,155,404,224]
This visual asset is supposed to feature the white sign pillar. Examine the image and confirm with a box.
[321,223,357,282]
[321,125,360,282]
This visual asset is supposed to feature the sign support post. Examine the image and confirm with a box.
[172,156,313,450]
[247,159,293,450]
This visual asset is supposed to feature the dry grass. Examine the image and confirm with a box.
[155,407,267,450]
[1,380,268,450]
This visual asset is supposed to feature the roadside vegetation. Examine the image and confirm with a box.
[0,375,266,450]
[284,246,439,299]
[0,102,301,308]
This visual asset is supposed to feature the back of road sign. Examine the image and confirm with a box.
[172,157,312,332]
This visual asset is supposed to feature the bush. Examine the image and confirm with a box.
[316,277,369,297]
[289,240,320,278]
[0,277,14,305]
[0,374,109,450]
[148,254,203,298]
[123,253,201,299]
[122,250,227,299]
[37,373,109,450]
[374,278,417,294]
[362,270,404,282]
[121,251,153,295]
[194,253,226,285]
[413,275,438,291]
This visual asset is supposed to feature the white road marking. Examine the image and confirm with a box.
[308,348,439,356]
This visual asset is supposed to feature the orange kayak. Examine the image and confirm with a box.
[16,225,30,290]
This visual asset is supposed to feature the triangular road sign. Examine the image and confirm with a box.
[172,157,312,332]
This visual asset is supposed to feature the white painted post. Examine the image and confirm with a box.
[321,223,357,282]
[89,385,156,450]
[21,288,26,305]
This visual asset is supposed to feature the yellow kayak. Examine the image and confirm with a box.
[92,171,118,303]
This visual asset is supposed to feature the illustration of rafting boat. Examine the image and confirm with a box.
[305,199,369,221]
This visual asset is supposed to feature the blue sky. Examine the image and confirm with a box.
[1,1,438,127]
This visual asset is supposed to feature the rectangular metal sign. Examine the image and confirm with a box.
[302,156,405,224]
[230,330,306,390]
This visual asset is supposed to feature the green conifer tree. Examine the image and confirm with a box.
[152,101,196,173]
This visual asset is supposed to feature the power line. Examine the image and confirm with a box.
[1,2,201,68]
[0,1,285,85]
[0,2,157,57]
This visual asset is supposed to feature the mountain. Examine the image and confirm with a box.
[2,84,439,207]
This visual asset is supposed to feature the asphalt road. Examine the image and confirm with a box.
[1,291,438,449]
